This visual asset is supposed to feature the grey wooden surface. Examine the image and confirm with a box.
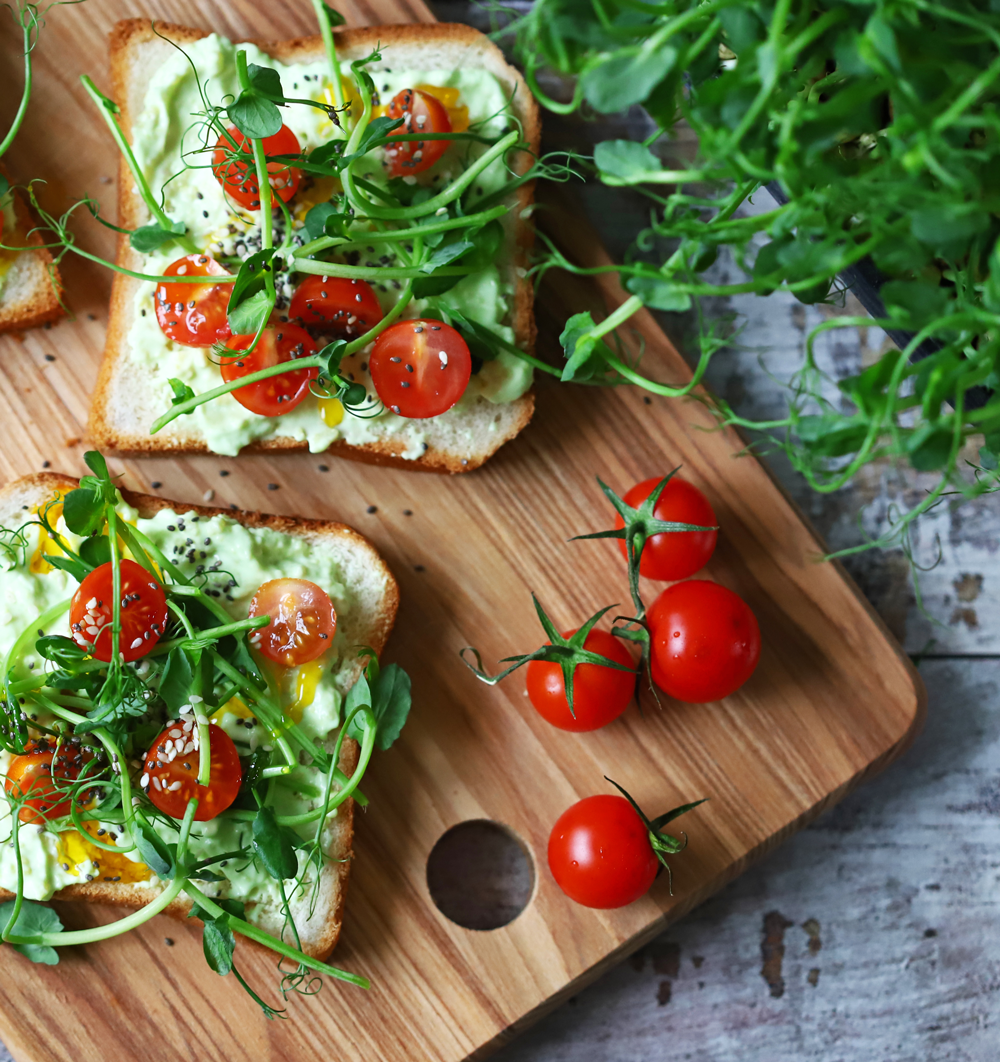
[0,4,997,1060]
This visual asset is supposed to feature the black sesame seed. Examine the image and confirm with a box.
[267,483,279,491]
[367,505,377,514]
[318,464,329,472]
[151,481,162,489]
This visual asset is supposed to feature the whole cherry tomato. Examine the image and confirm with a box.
[369,319,471,418]
[155,254,233,348]
[548,795,659,909]
[525,629,635,732]
[221,324,318,416]
[615,476,717,581]
[70,559,169,663]
[5,740,92,825]
[212,124,302,209]
[143,722,242,822]
[248,578,337,667]
[384,88,453,177]
[647,580,761,703]
[289,275,383,340]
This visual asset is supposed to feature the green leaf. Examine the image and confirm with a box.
[0,900,62,965]
[131,813,176,879]
[368,663,411,751]
[227,248,275,326]
[321,2,346,27]
[42,555,90,582]
[246,63,283,101]
[559,311,614,383]
[906,423,953,471]
[228,92,282,140]
[228,288,273,336]
[251,805,299,881]
[79,535,111,569]
[159,647,195,713]
[202,914,235,976]
[62,486,105,537]
[419,240,474,274]
[168,378,196,409]
[35,635,89,666]
[625,275,692,312]
[0,174,9,199]
[593,140,662,183]
[581,46,677,113]
[130,221,186,253]
[303,200,352,240]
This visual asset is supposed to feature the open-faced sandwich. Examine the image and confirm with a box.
[0,168,63,335]
[87,15,541,471]
[0,454,407,1012]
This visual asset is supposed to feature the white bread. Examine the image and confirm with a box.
[88,20,540,473]
[0,471,400,960]
[0,168,64,335]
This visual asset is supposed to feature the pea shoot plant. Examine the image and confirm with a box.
[12,1,572,426]
[0,451,412,1017]
[463,471,714,707]
[496,0,1000,569]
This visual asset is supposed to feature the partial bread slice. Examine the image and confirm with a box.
[88,20,540,473]
[0,166,64,334]
[0,471,401,961]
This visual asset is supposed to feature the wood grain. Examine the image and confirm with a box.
[0,2,924,1062]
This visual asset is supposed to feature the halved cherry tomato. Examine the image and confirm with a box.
[155,254,233,348]
[221,324,318,416]
[70,559,168,663]
[248,578,337,667]
[548,795,659,909]
[212,124,302,210]
[525,629,635,732]
[384,88,453,177]
[5,740,92,825]
[615,476,718,581]
[143,722,242,822]
[647,580,761,703]
[369,319,471,418]
[289,275,383,340]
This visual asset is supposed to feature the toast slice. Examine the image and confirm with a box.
[89,20,540,472]
[0,471,400,960]
[0,167,63,334]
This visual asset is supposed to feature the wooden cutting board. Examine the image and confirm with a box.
[0,2,924,1060]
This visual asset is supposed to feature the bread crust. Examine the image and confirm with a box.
[0,471,400,961]
[0,164,64,334]
[88,19,539,473]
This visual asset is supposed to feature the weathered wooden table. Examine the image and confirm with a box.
[0,2,996,1059]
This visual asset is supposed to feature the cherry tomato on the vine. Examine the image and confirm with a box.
[5,740,92,825]
[384,88,453,177]
[154,254,233,348]
[647,580,761,703]
[212,124,302,209]
[526,629,635,732]
[289,275,384,340]
[615,476,717,581]
[548,795,659,909]
[143,722,242,821]
[70,559,168,663]
[248,578,337,667]
[369,318,471,418]
[221,323,318,417]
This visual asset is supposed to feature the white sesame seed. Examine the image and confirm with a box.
[140,773,149,787]
[195,714,208,726]
[86,597,97,609]
[168,729,181,738]
[153,776,163,791]
[167,781,182,792]
[435,207,448,216]
[190,695,203,705]
[202,489,215,503]
[129,637,143,650]
[439,351,448,366]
